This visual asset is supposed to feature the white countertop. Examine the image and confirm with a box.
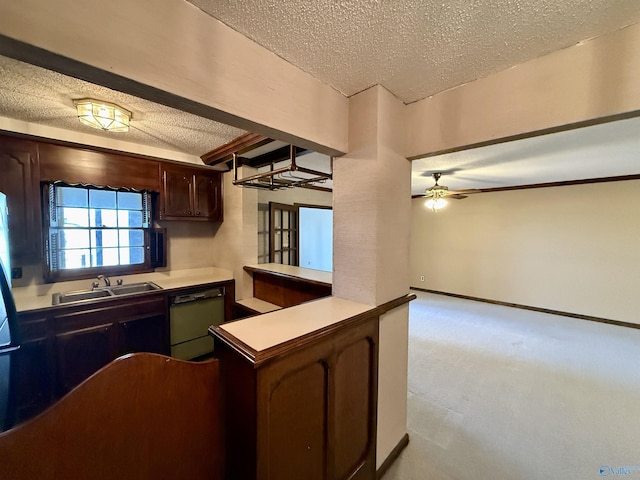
[244,263,332,285]
[12,267,234,312]
[236,297,282,314]
[219,296,372,352]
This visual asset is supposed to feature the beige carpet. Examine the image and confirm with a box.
[382,290,640,480]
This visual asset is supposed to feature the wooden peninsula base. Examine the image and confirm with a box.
[210,296,379,480]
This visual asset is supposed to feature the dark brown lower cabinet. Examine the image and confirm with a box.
[12,314,54,424]
[13,336,53,423]
[213,311,379,480]
[119,314,167,356]
[52,295,168,396]
[55,323,114,396]
[15,293,169,423]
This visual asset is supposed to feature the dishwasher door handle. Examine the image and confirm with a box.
[172,295,198,305]
[171,288,224,305]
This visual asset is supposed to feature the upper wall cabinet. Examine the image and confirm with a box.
[158,164,222,222]
[0,137,41,263]
[38,143,161,192]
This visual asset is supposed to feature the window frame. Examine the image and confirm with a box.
[42,183,154,283]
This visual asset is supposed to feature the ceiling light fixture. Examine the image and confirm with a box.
[73,98,132,132]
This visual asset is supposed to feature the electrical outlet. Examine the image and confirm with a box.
[420,275,425,282]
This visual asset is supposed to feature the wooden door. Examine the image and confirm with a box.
[269,202,298,265]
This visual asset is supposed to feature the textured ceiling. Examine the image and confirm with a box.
[189,0,640,103]
[0,56,245,157]
[0,3,639,190]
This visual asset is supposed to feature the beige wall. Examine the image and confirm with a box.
[158,221,217,271]
[411,180,640,325]
[334,86,411,305]
[405,22,640,158]
[209,169,259,300]
[333,86,412,468]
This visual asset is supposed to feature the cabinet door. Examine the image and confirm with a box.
[0,138,40,262]
[13,336,54,425]
[193,171,222,221]
[55,323,114,396]
[161,166,194,218]
[14,313,54,426]
[119,314,168,356]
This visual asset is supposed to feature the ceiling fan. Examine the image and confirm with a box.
[423,173,479,211]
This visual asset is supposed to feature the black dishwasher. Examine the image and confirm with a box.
[169,287,224,360]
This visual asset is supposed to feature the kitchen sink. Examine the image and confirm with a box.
[52,289,113,305]
[109,282,162,295]
[52,282,162,305]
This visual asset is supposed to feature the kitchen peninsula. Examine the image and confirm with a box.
[210,295,380,480]
[238,263,332,316]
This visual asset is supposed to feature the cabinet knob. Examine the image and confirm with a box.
[196,211,201,215]
[187,210,192,215]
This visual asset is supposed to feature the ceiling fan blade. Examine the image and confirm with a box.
[448,194,468,199]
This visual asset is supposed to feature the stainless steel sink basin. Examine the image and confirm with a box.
[110,282,162,295]
[52,288,113,305]
[52,282,162,305]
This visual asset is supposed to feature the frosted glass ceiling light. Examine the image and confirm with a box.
[74,98,131,132]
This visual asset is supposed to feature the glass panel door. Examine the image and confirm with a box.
[269,202,298,265]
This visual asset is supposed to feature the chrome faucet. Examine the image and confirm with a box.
[97,274,111,287]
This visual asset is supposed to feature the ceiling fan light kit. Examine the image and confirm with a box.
[425,197,448,211]
[73,98,132,133]
[423,172,479,211]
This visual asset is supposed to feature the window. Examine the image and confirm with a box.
[45,183,152,281]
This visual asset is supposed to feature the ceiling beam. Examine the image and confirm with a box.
[201,132,272,166]
[242,145,311,168]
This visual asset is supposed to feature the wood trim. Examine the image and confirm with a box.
[412,287,640,330]
[211,293,415,367]
[374,294,416,316]
[411,173,640,198]
[376,433,410,479]
[407,110,640,161]
[243,265,331,289]
[242,145,311,169]
[201,132,271,166]
[210,301,381,367]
